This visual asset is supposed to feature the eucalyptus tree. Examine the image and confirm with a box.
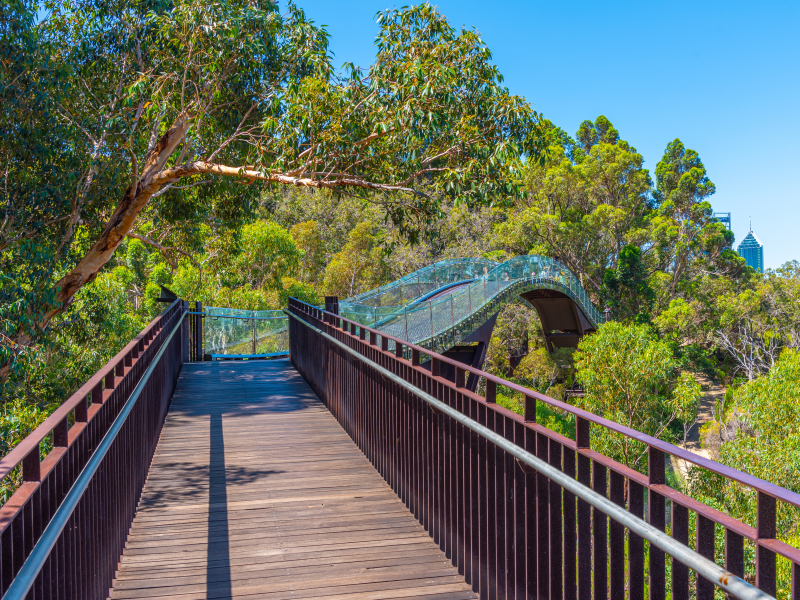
[649,139,741,300]
[494,117,652,298]
[1,1,546,376]
[575,322,701,472]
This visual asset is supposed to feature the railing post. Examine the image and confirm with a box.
[53,416,69,448]
[22,446,40,483]
[455,366,466,389]
[485,379,496,403]
[195,301,203,361]
[325,296,339,315]
[182,300,190,363]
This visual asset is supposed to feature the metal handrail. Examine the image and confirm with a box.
[2,309,187,600]
[286,309,773,600]
[299,300,800,508]
[0,300,181,480]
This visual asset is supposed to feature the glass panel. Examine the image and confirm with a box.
[204,308,288,356]
[255,317,289,354]
[332,255,602,346]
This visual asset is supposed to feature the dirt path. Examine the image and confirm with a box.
[669,373,725,478]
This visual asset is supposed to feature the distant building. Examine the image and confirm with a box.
[737,228,764,273]
[713,212,732,230]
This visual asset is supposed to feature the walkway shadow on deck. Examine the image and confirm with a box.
[208,411,230,599]
[172,360,321,415]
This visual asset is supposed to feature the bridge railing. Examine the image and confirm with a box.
[288,297,800,600]
[0,300,187,600]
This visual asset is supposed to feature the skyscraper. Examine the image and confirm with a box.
[713,212,732,230]
[737,225,764,273]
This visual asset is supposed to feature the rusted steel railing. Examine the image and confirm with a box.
[288,297,800,600]
[0,300,187,600]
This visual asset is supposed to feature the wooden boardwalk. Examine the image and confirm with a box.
[110,360,477,600]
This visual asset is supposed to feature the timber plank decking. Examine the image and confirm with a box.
[110,360,476,600]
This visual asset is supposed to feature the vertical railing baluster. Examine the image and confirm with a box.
[629,478,646,600]
[725,528,745,599]
[563,441,577,600]
[513,419,527,599]
[757,492,777,596]
[549,438,563,600]
[576,418,591,600]
[697,515,716,600]
[649,447,667,600]
[486,392,498,599]
[478,396,489,595]
[672,501,690,600]
[593,459,608,600]
[536,430,550,599]
[609,468,626,599]
[470,394,481,594]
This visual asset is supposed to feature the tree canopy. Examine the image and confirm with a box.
[0,0,547,377]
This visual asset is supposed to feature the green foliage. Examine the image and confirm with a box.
[496,117,653,300]
[323,223,391,297]
[694,350,800,530]
[290,221,327,285]
[692,350,800,597]
[236,221,302,290]
[279,277,321,307]
[602,244,655,322]
[126,240,149,284]
[574,115,620,159]
[575,322,701,471]
[1,0,552,385]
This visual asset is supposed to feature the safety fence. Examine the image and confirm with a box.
[204,306,288,356]
[288,297,800,600]
[191,304,288,359]
[0,301,186,600]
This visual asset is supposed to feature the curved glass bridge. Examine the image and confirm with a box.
[338,256,604,355]
[201,256,604,358]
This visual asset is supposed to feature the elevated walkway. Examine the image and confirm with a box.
[2,300,794,600]
[110,360,476,600]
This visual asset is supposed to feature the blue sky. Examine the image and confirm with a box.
[296,0,799,269]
